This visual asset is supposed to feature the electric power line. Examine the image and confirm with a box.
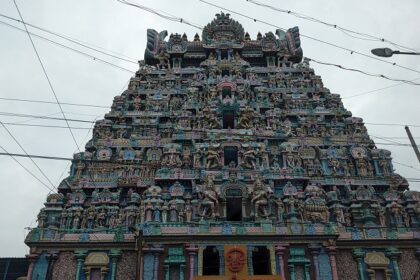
[0,122,92,130]
[0,13,138,64]
[0,96,109,109]
[198,0,420,75]
[117,0,204,30]
[13,0,82,153]
[365,122,420,128]
[393,161,420,172]
[0,121,56,189]
[117,0,420,96]
[0,144,54,192]
[0,20,136,74]
[1,110,420,132]
[342,77,420,99]
[0,111,95,123]
[306,57,420,86]
[245,0,420,53]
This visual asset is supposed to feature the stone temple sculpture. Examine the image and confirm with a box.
[25,13,420,280]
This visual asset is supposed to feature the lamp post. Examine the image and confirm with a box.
[371,48,420,57]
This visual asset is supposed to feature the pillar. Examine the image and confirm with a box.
[275,244,289,278]
[308,244,321,280]
[109,249,122,280]
[74,250,88,280]
[326,246,339,280]
[185,244,198,280]
[45,251,59,280]
[247,245,255,275]
[216,245,225,275]
[386,248,401,280]
[143,246,164,280]
[352,248,366,280]
[26,253,38,280]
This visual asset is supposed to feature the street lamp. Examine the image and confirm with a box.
[371,47,420,57]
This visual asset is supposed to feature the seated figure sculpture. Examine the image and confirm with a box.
[198,175,220,220]
[250,176,272,219]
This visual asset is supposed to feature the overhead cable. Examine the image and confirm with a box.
[393,161,420,172]
[0,111,95,123]
[0,121,57,189]
[0,145,55,192]
[0,20,136,74]
[0,122,92,130]
[343,77,420,99]
[0,96,109,109]
[198,0,420,75]
[13,0,82,152]
[117,0,204,30]
[306,57,420,86]
[0,13,138,64]
[245,0,420,52]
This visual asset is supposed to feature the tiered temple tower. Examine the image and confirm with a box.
[26,13,420,280]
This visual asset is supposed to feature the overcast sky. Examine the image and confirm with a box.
[1,0,420,257]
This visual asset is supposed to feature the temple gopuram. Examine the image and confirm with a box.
[25,13,420,280]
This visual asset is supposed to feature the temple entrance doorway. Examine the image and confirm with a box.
[223,110,235,129]
[226,188,242,221]
[224,146,238,166]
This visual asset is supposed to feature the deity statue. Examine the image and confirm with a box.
[80,213,87,229]
[342,161,351,176]
[280,118,292,136]
[376,206,386,227]
[37,209,47,228]
[153,205,161,222]
[332,206,344,224]
[185,201,193,222]
[87,206,96,229]
[66,210,73,229]
[249,176,272,219]
[303,185,329,223]
[344,210,353,226]
[275,197,285,222]
[205,147,221,169]
[328,158,341,175]
[242,147,264,169]
[379,159,390,176]
[145,202,154,222]
[169,203,178,222]
[237,106,255,129]
[198,175,220,220]
[96,209,107,227]
[403,211,411,228]
[72,209,82,229]
[108,211,117,229]
[203,108,220,129]
[178,210,185,223]
[161,201,169,223]
[118,209,126,226]
[59,209,68,229]
[389,202,403,226]
[356,158,368,177]
[155,50,170,69]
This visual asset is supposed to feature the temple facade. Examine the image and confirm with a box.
[25,13,420,280]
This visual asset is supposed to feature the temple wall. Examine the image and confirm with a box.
[116,251,136,280]
[52,251,77,280]
[336,249,358,280]
[399,249,420,280]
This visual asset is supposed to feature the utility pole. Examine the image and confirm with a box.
[405,126,420,164]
